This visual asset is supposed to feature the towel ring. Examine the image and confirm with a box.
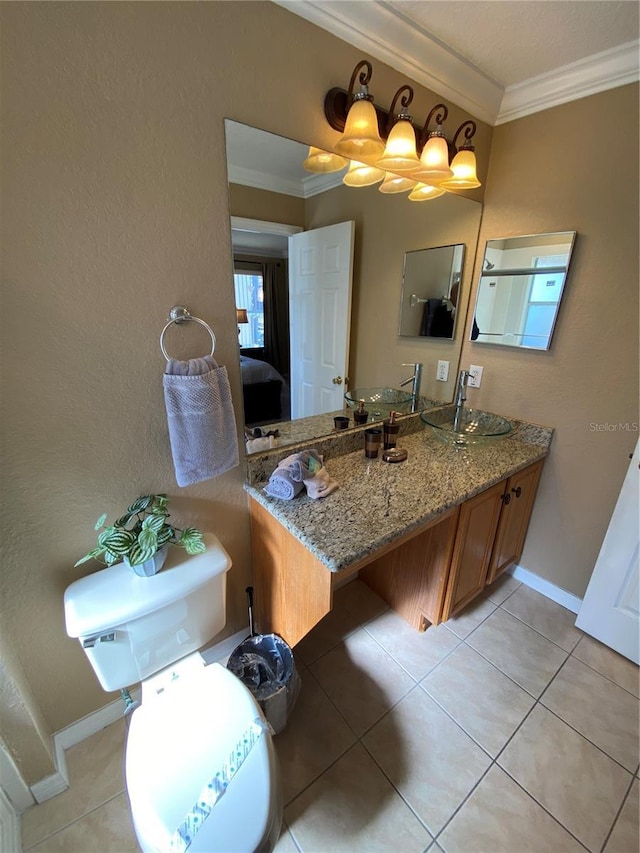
[160,305,216,361]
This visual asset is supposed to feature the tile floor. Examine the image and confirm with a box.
[20,575,639,853]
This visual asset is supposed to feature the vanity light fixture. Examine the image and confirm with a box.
[439,121,481,189]
[315,60,482,200]
[303,146,348,173]
[414,104,454,184]
[375,86,422,174]
[343,159,385,187]
[378,173,417,194]
[333,61,385,161]
[408,182,446,201]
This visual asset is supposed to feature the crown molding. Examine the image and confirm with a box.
[273,0,502,125]
[497,40,640,125]
[302,171,346,197]
[273,1,639,127]
[227,163,306,198]
[228,162,342,199]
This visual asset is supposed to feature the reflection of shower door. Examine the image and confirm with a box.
[288,221,355,419]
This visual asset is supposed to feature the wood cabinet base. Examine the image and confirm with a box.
[360,508,459,630]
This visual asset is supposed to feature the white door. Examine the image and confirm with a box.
[576,440,639,663]
[288,221,355,419]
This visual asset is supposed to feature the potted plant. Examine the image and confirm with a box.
[75,494,206,577]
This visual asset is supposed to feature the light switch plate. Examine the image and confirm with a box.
[436,360,449,382]
[468,365,484,388]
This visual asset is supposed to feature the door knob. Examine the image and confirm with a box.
[332,376,343,385]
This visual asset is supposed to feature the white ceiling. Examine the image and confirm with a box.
[275,0,639,124]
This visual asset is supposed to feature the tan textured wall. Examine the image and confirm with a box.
[305,186,482,401]
[0,634,56,784]
[0,0,490,757]
[460,84,639,597]
[228,183,305,227]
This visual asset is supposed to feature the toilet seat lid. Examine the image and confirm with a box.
[126,661,278,853]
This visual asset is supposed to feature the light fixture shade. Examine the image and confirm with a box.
[343,160,385,187]
[408,182,447,201]
[414,134,453,183]
[439,148,481,189]
[378,173,416,194]
[335,98,385,160]
[236,308,249,324]
[375,119,421,173]
[303,146,348,173]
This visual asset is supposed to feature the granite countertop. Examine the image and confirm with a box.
[245,419,553,573]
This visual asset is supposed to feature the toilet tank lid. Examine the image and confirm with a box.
[64,532,231,639]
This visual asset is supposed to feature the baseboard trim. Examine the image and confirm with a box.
[31,626,250,803]
[30,770,69,805]
[509,565,583,614]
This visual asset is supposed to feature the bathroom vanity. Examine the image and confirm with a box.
[245,418,551,647]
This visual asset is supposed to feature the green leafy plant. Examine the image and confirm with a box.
[75,494,206,567]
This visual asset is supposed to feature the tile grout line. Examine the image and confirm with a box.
[428,651,592,850]
[597,773,638,853]
[568,647,640,700]
[286,584,637,851]
[22,789,127,852]
[537,654,639,775]
[496,597,583,654]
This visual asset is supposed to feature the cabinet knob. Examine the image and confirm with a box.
[502,492,511,505]
[511,486,522,498]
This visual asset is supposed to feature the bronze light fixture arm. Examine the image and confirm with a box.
[347,59,374,103]
[418,103,449,146]
[386,84,414,133]
[451,119,478,151]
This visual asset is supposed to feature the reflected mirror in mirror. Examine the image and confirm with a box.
[399,244,465,338]
[225,119,483,454]
[472,231,576,350]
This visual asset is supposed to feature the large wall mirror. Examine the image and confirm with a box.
[472,231,576,350]
[224,120,483,454]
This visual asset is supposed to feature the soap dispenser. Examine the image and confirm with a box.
[383,411,400,449]
[354,399,369,425]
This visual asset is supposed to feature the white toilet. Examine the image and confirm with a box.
[64,532,282,853]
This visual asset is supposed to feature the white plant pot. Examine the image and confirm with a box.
[125,544,169,577]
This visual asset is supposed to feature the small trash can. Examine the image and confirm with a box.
[227,587,300,734]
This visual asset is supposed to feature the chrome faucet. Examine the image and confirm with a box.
[400,363,423,413]
[453,369,471,431]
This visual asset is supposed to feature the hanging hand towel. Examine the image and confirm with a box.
[163,355,239,486]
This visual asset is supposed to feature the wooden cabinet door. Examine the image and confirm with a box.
[441,480,505,621]
[486,460,544,585]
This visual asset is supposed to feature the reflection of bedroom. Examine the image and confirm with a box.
[233,249,291,426]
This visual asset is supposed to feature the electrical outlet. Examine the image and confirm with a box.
[468,365,484,388]
[436,360,449,382]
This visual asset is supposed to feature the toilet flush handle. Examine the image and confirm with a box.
[82,632,116,648]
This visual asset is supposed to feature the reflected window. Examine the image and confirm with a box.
[234,262,264,348]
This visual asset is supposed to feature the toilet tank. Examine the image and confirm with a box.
[64,532,231,692]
